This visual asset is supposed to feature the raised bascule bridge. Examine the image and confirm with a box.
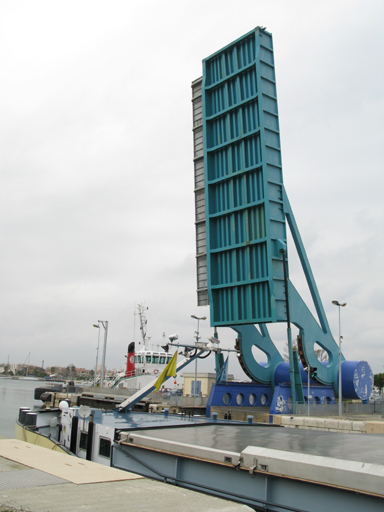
[109,29,384,511]
[191,26,373,417]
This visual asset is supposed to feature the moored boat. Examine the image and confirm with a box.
[106,304,182,391]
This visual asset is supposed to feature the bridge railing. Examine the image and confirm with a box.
[295,401,383,416]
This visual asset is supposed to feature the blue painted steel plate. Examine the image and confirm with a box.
[202,28,287,326]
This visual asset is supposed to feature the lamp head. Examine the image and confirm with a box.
[332,301,347,307]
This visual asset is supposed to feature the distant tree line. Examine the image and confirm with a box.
[374,373,384,393]
[1,363,94,380]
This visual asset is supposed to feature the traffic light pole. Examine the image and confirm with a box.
[306,366,317,416]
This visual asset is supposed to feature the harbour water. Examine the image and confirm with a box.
[0,378,42,438]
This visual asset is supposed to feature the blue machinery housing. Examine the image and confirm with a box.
[192,27,373,414]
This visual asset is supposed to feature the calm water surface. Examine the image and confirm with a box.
[0,378,43,438]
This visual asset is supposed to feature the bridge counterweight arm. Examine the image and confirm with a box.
[282,186,331,335]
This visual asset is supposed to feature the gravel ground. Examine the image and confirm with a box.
[0,507,29,512]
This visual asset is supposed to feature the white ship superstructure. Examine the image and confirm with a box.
[109,304,181,390]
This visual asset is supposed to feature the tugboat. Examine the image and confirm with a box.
[107,304,178,390]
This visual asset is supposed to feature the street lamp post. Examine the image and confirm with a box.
[381,366,384,419]
[93,324,100,386]
[97,321,108,388]
[332,300,347,417]
[191,315,206,396]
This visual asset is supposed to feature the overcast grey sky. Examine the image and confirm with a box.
[1,0,383,378]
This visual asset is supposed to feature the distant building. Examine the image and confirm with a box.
[182,372,234,396]
[76,368,91,378]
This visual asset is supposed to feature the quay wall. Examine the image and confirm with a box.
[273,415,384,434]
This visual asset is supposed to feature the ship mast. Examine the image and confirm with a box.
[136,304,149,350]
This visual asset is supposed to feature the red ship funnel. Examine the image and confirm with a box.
[126,342,135,377]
